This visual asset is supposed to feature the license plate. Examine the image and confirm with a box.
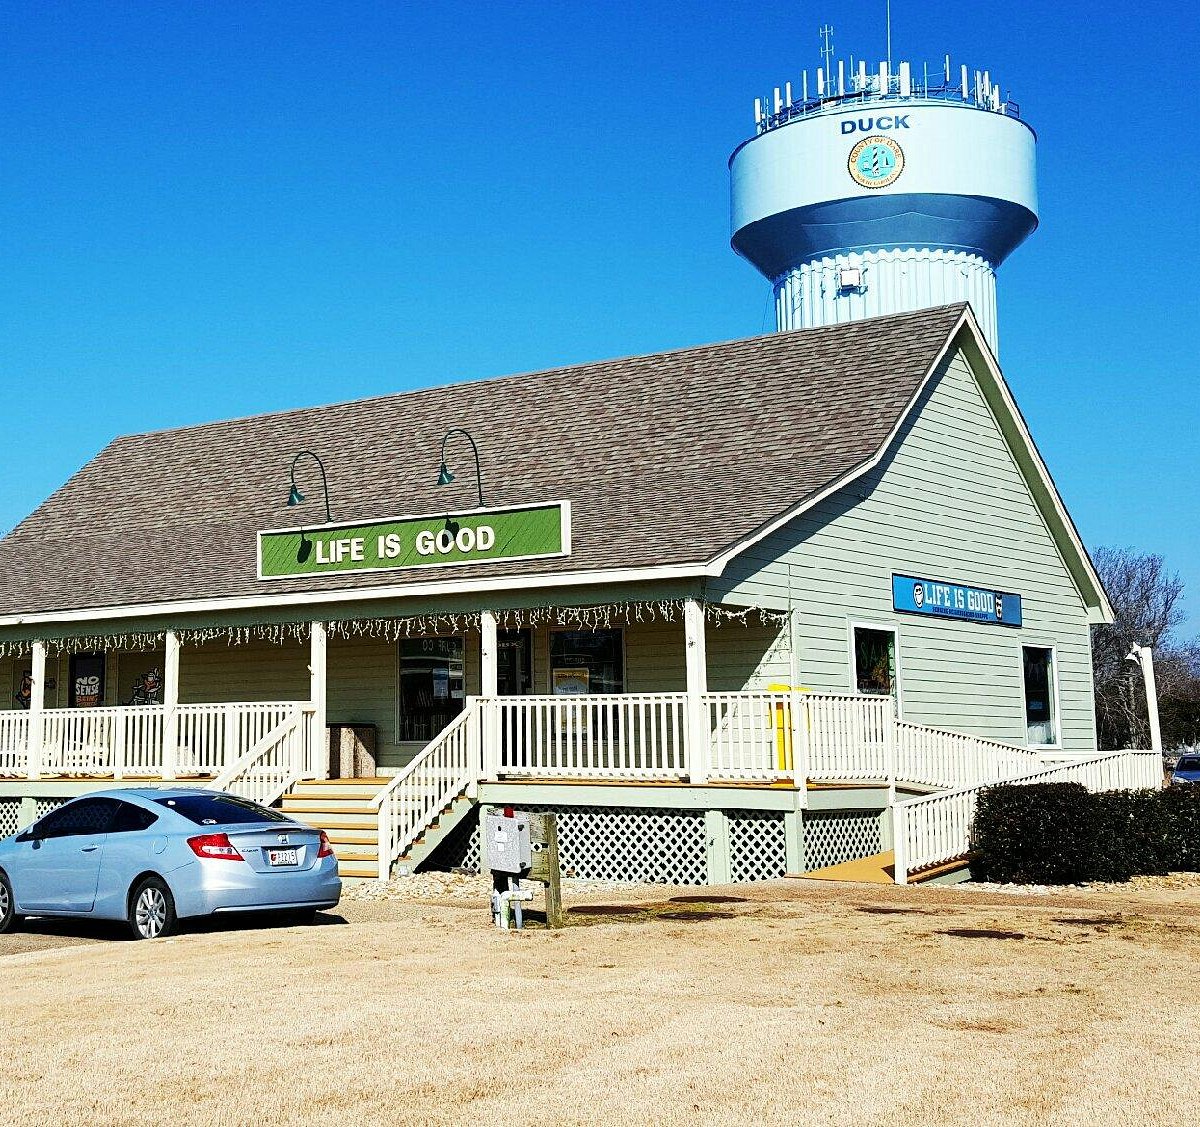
[267,848,298,866]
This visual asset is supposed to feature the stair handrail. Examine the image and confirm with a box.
[372,701,481,880]
[893,718,1043,790]
[210,705,310,807]
[893,749,1158,885]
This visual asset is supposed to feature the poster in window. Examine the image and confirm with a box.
[69,653,106,708]
[552,668,590,696]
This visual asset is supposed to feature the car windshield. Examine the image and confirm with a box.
[154,794,289,826]
[1177,757,1200,772]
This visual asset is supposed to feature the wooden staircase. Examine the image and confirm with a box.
[395,794,476,873]
[278,779,478,880]
[278,779,388,879]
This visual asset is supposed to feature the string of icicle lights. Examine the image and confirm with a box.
[0,601,788,659]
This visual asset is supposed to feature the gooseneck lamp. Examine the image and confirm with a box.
[437,427,485,508]
[286,451,332,564]
[286,450,333,525]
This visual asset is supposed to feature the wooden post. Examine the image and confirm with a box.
[27,641,46,779]
[310,621,328,778]
[544,814,564,929]
[684,598,709,784]
[162,631,180,779]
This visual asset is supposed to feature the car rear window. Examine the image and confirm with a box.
[1177,757,1200,771]
[154,794,289,826]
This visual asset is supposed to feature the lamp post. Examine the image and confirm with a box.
[287,451,333,524]
[1126,644,1163,754]
[437,427,486,508]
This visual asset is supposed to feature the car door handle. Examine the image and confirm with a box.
[81,845,98,853]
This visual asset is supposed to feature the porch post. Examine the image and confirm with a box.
[27,641,46,779]
[479,613,499,780]
[684,599,708,784]
[480,611,498,697]
[310,621,328,779]
[162,631,180,780]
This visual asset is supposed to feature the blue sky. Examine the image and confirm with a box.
[1,2,1197,626]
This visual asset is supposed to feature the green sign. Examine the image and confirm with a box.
[258,502,571,580]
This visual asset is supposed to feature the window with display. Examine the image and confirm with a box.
[398,637,465,741]
[1023,646,1058,746]
[549,629,624,696]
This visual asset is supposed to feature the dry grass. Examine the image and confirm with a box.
[2,877,1198,1126]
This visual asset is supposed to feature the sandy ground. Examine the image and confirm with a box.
[1,875,1198,1127]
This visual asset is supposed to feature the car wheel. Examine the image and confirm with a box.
[0,870,19,934]
[128,877,177,940]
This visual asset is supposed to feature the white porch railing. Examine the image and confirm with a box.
[804,694,893,781]
[492,694,690,780]
[210,706,315,808]
[0,713,31,777]
[893,749,1164,885]
[0,701,311,780]
[374,704,477,880]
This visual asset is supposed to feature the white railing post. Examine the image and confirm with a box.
[885,697,897,804]
[309,621,328,778]
[465,697,481,798]
[223,706,240,772]
[893,803,908,885]
[482,699,501,780]
[684,599,709,784]
[790,691,810,804]
[162,631,180,780]
[112,708,126,780]
[27,641,46,779]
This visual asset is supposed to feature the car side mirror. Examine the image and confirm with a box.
[15,828,39,844]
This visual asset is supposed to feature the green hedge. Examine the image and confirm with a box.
[969,782,1200,885]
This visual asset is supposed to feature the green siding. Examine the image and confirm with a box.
[712,348,1098,752]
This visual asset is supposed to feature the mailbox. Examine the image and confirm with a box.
[485,810,532,875]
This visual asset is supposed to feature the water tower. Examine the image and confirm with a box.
[729,47,1037,354]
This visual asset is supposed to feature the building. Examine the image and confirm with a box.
[0,305,1158,885]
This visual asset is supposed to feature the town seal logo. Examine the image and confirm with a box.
[848,135,904,189]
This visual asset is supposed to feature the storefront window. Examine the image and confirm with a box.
[549,630,624,695]
[1023,646,1057,746]
[853,627,897,696]
[398,637,465,742]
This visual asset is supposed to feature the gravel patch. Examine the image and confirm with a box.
[959,871,1200,898]
[338,869,676,904]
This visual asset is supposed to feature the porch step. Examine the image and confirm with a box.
[338,860,383,879]
[280,796,376,814]
[277,778,390,879]
[283,780,388,800]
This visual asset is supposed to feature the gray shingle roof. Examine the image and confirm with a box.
[0,305,967,617]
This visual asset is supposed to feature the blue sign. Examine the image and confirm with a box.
[892,574,1022,628]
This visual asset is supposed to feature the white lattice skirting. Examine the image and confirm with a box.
[728,811,788,882]
[0,800,20,839]
[802,812,882,871]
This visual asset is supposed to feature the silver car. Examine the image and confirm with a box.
[0,787,341,940]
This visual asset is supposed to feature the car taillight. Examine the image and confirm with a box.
[187,833,244,861]
[317,830,334,859]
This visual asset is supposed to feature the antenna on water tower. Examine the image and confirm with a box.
[886,1,893,70]
[819,24,835,77]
